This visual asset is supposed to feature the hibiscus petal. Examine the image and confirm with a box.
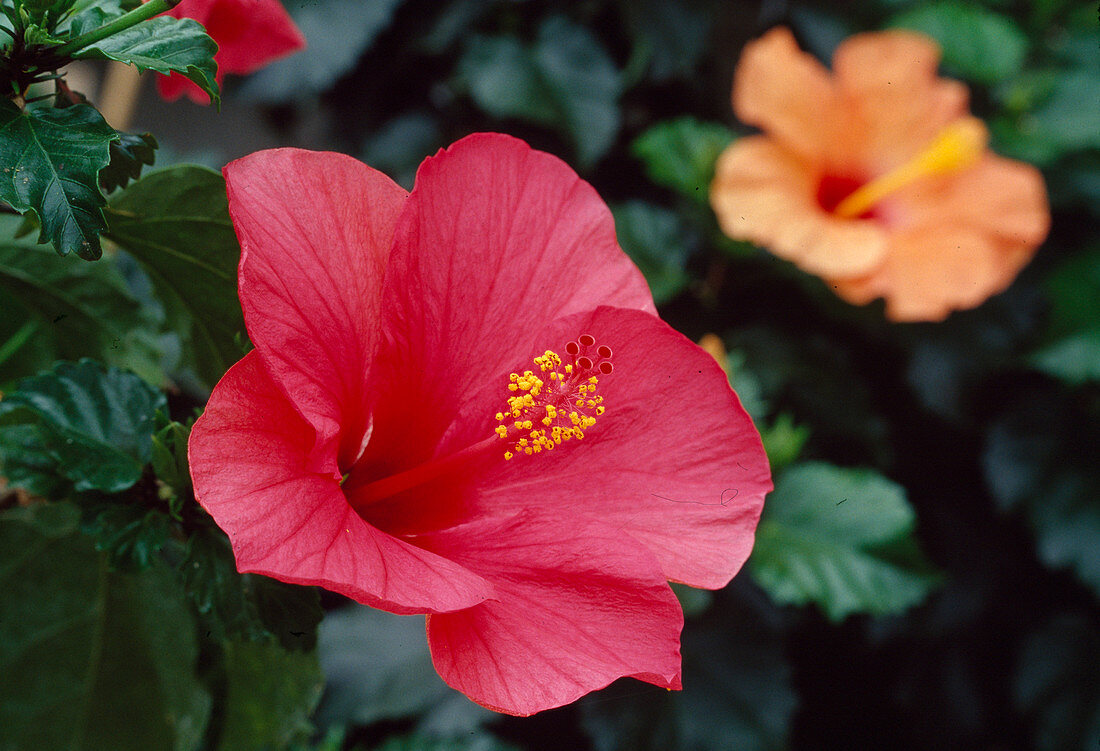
[389,307,770,589]
[734,27,839,159]
[419,511,683,716]
[159,0,305,103]
[831,30,969,172]
[359,133,654,470]
[189,352,495,614]
[224,148,407,467]
[711,137,887,278]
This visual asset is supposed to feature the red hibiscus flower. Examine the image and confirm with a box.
[188,134,771,715]
[157,0,305,103]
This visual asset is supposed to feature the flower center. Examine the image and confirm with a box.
[344,334,613,506]
[830,117,987,220]
[494,333,612,460]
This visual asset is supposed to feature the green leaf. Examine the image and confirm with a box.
[890,1,1027,84]
[0,359,165,493]
[580,583,795,751]
[0,101,117,259]
[316,606,492,734]
[72,16,219,104]
[759,413,810,472]
[372,733,522,751]
[1044,247,1100,339]
[100,130,157,193]
[460,16,622,166]
[618,0,710,82]
[215,641,324,751]
[179,527,322,651]
[81,495,173,570]
[151,416,192,516]
[1032,333,1100,385]
[240,0,402,102]
[611,202,691,305]
[0,506,210,751]
[632,117,735,202]
[0,214,162,386]
[748,461,940,621]
[1014,616,1100,751]
[105,165,245,388]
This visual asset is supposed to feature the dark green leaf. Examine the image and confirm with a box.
[759,413,810,472]
[81,495,172,570]
[215,641,324,751]
[372,733,522,751]
[360,111,443,190]
[632,117,735,202]
[62,0,128,36]
[1031,333,1100,385]
[581,583,795,751]
[618,0,709,82]
[241,0,402,102]
[316,606,491,734]
[611,202,691,305]
[0,506,210,750]
[889,1,1027,84]
[0,214,162,386]
[100,130,157,192]
[460,16,621,166]
[749,462,940,621]
[1014,616,1100,751]
[0,359,164,493]
[179,527,322,651]
[105,165,245,388]
[72,16,219,104]
[151,416,191,516]
[0,101,116,259]
[1043,247,1100,339]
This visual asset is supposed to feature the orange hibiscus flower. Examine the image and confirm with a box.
[710,27,1049,321]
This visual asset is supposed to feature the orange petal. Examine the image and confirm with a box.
[734,27,839,159]
[711,137,887,277]
[832,31,969,172]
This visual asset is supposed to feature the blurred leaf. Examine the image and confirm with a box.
[0,506,210,750]
[0,100,116,259]
[759,413,810,472]
[105,165,245,388]
[315,606,491,735]
[371,733,521,751]
[1044,247,1100,339]
[0,359,164,493]
[631,117,734,202]
[618,0,709,82]
[460,16,621,166]
[670,581,713,618]
[890,1,1027,84]
[73,16,219,104]
[1031,333,1100,385]
[749,462,940,621]
[179,527,323,651]
[420,0,493,54]
[0,214,162,386]
[611,202,691,304]
[215,641,324,751]
[0,424,70,498]
[726,348,768,423]
[100,131,157,193]
[581,582,795,751]
[241,0,403,102]
[1027,71,1100,153]
[1014,615,1100,751]
[361,111,442,190]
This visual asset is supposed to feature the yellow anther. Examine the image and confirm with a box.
[504,451,514,460]
[495,425,508,439]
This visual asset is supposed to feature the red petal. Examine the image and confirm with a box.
[358,133,654,473]
[224,148,407,467]
[189,352,495,614]
[419,307,771,589]
[420,511,683,716]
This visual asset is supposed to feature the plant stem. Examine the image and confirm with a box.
[53,0,180,57]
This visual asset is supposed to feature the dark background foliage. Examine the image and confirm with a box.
[1,0,1097,749]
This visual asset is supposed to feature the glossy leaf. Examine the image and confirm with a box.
[0,359,164,493]
[215,641,324,751]
[100,131,158,193]
[749,462,940,621]
[0,101,116,259]
[632,118,735,202]
[460,16,621,166]
[105,166,245,388]
[611,202,691,304]
[890,1,1027,84]
[0,505,210,751]
[72,16,219,104]
[0,215,162,386]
